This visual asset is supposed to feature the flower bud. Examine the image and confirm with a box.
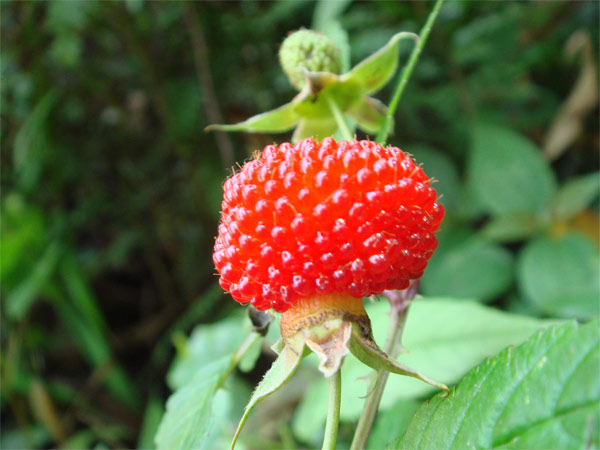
[279,29,342,90]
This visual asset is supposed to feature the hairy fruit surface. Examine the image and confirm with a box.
[213,138,444,313]
[279,29,342,90]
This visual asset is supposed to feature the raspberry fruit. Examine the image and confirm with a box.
[213,137,444,314]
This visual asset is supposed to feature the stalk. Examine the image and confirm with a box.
[376,0,445,143]
[322,369,342,450]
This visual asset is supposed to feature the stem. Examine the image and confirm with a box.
[326,95,354,141]
[349,310,401,450]
[322,369,342,450]
[376,0,445,143]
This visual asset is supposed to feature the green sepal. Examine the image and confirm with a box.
[292,118,338,143]
[348,323,448,393]
[302,318,352,378]
[271,338,286,355]
[205,101,299,134]
[346,96,390,135]
[343,32,419,95]
[231,340,305,449]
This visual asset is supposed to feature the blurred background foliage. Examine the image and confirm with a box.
[1,1,598,448]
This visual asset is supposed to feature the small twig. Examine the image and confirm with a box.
[183,3,235,168]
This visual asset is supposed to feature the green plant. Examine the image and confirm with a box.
[154,2,599,449]
[3,1,597,449]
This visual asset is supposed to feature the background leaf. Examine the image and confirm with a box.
[517,232,600,319]
[468,124,557,216]
[396,319,599,449]
[154,358,230,450]
[550,172,600,222]
[421,232,513,302]
[407,144,461,211]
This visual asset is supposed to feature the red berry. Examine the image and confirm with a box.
[213,137,444,313]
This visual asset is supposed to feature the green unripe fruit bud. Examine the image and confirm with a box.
[279,29,342,90]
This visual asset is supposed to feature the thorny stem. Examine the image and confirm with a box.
[376,0,446,143]
[350,287,416,450]
[322,369,342,450]
[326,95,354,141]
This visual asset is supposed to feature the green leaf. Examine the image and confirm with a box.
[167,315,249,390]
[232,343,304,448]
[344,32,418,95]
[293,299,554,443]
[517,233,600,319]
[468,124,557,215]
[421,234,513,302]
[550,172,600,222]
[6,241,63,319]
[155,358,230,450]
[137,392,164,450]
[479,212,540,242]
[407,144,461,210]
[13,90,59,191]
[395,319,599,449]
[45,284,140,408]
[205,101,299,133]
[368,399,420,450]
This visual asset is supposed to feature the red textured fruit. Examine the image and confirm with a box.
[213,137,444,313]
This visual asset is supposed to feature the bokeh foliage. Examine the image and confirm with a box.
[1,1,598,448]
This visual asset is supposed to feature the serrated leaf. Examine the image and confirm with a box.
[293,299,555,443]
[232,343,304,448]
[468,124,557,215]
[479,212,540,242]
[421,235,513,302]
[344,32,418,95]
[206,101,299,133]
[395,319,599,449]
[167,315,249,390]
[368,399,420,450]
[155,358,230,450]
[517,232,600,319]
[551,172,600,222]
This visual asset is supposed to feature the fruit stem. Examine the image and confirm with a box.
[326,94,354,141]
[376,0,445,143]
[322,368,342,450]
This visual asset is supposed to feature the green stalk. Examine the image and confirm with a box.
[327,95,354,141]
[376,0,445,143]
[322,369,342,450]
[349,310,404,450]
